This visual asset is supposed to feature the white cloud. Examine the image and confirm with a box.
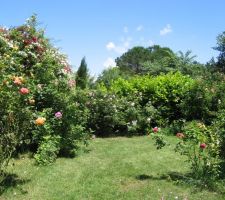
[106,37,132,54]
[106,42,115,50]
[160,24,172,36]
[123,26,128,33]
[136,25,143,31]
[103,57,116,68]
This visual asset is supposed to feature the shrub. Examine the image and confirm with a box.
[180,79,217,123]
[0,15,90,170]
[176,121,221,183]
[34,135,60,165]
[213,110,225,160]
[87,90,127,136]
[151,121,221,187]
[87,88,157,136]
[110,72,194,125]
[89,72,197,137]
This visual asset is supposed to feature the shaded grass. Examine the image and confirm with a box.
[1,136,225,200]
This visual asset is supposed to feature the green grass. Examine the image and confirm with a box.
[1,136,225,200]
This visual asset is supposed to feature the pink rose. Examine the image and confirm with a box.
[55,112,62,119]
[19,87,29,95]
[153,127,159,133]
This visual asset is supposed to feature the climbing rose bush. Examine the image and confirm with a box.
[0,16,90,173]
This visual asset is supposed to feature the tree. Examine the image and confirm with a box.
[141,45,178,75]
[147,45,176,62]
[76,57,88,89]
[177,50,197,65]
[176,50,204,76]
[141,59,176,75]
[97,67,128,88]
[115,45,177,75]
[213,31,225,72]
[115,46,152,74]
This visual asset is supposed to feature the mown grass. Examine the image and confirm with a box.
[1,136,225,200]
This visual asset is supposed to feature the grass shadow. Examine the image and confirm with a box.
[136,174,153,180]
[135,171,223,192]
[136,172,191,182]
[0,172,30,195]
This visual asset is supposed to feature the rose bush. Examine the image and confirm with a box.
[0,15,90,173]
[150,121,221,187]
[86,86,158,137]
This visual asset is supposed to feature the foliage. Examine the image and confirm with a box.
[176,121,221,183]
[141,45,178,75]
[0,15,89,171]
[110,72,194,125]
[150,127,167,149]
[76,57,88,89]
[141,59,175,75]
[115,46,152,74]
[147,45,175,60]
[96,67,129,88]
[180,79,211,121]
[34,135,60,165]
[87,89,154,136]
[151,121,221,187]
[115,45,178,75]
[177,50,196,65]
[89,72,197,137]
[213,31,225,72]
[180,76,224,124]
[213,110,225,160]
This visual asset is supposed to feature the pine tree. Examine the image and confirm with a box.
[76,57,88,89]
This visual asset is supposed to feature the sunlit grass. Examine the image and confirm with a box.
[1,136,225,200]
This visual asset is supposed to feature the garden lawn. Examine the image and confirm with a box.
[1,136,225,200]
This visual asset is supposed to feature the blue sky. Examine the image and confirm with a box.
[0,0,225,75]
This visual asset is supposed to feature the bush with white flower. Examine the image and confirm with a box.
[0,15,90,172]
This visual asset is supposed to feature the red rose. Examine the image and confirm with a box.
[200,143,207,149]
[152,127,159,133]
[19,87,29,95]
[32,37,38,43]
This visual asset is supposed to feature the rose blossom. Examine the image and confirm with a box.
[200,143,207,149]
[64,65,72,73]
[19,87,29,95]
[13,77,23,85]
[176,132,185,139]
[35,117,46,126]
[152,127,159,133]
[68,79,76,88]
[55,112,62,119]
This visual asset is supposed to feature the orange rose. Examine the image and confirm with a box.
[35,117,46,126]
[13,76,24,85]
